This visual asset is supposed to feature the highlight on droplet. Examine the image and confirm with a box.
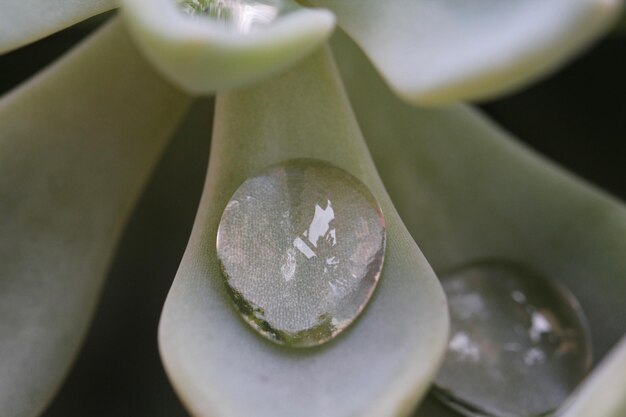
[176,0,285,33]
[216,159,386,347]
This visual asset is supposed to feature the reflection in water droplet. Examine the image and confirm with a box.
[216,159,386,347]
[176,0,286,33]
[434,260,592,417]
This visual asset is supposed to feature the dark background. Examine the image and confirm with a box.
[1,12,624,417]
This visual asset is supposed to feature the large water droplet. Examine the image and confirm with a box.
[434,260,592,417]
[176,0,287,33]
[216,159,386,347]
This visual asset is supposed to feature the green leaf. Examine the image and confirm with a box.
[0,18,189,417]
[0,0,116,54]
[119,0,335,94]
[312,0,623,105]
[158,47,449,417]
[331,31,626,417]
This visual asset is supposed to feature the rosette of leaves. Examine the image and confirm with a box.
[1,1,625,417]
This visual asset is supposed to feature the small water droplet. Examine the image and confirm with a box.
[216,159,386,347]
[176,0,287,33]
[434,260,592,417]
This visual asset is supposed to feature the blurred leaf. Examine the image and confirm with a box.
[312,0,623,105]
[332,30,626,417]
[613,8,626,35]
[0,18,189,417]
[158,47,449,417]
[0,0,115,54]
[119,0,335,94]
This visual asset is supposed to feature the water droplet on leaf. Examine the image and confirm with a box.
[434,260,592,417]
[217,159,386,347]
[176,0,287,33]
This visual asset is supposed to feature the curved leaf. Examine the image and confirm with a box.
[0,19,189,417]
[119,0,335,94]
[312,0,623,105]
[0,0,115,54]
[158,47,449,417]
[332,31,626,416]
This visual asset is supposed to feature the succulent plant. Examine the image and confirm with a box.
[1,1,625,417]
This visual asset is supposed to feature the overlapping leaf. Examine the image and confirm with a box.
[0,0,115,54]
[314,0,623,104]
[158,47,449,417]
[0,19,189,417]
[119,0,335,93]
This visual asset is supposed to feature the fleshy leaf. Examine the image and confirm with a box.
[311,0,623,105]
[0,0,116,54]
[331,31,626,416]
[0,18,189,417]
[119,0,335,94]
[158,47,449,417]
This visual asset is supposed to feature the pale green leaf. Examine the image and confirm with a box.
[0,0,116,54]
[0,18,189,417]
[158,47,449,417]
[312,0,623,105]
[332,31,626,416]
[119,0,335,94]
